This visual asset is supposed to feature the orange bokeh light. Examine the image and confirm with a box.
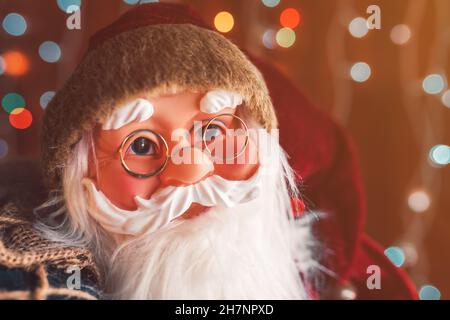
[280,8,301,29]
[3,51,30,76]
[9,108,33,129]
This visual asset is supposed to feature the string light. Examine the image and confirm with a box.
[390,24,412,45]
[40,91,56,109]
[339,284,357,300]
[2,13,27,36]
[261,0,280,8]
[280,8,301,29]
[2,51,29,76]
[350,62,371,82]
[422,74,445,95]
[39,41,62,63]
[348,17,368,38]
[441,90,450,108]
[9,108,33,130]
[262,29,277,49]
[57,0,81,12]
[408,190,431,213]
[400,242,419,267]
[429,145,450,166]
[276,28,296,48]
[419,285,441,300]
[214,11,234,33]
[2,92,25,113]
[384,246,406,267]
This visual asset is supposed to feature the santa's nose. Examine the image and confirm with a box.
[159,146,214,187]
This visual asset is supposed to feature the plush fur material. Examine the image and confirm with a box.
[42,15,277,190]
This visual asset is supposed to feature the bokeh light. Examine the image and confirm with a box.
[0,139,8,159]
[40,91,56,109]
[261,0,280,8]
[2,51,29,76]
[348,17,368,38]
[384,246,406,267]
[408,190,431,213]
[400,242,419,267]
[390,24,412,45]
[280,8,301,29]
[441,90,450,108]
[276,28,296,48]
[422,74,445,95]
[429,144,450,166]
[262,29,277,49]
[124,0,158,3]
[2,13,27,36]
[350,62,371,82]
[214,11,234,33]
[339,284,357,300]
[9,108,33,130]
[0,56,5,75]
[39,41,62,63]
[57,0,81,12]
[419,285,441,300]
[2,93,25,113]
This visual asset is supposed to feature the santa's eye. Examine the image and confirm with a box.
[203,124,223,142]
[128,137,157,156]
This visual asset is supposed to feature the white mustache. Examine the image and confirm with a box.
[82,168,262,236]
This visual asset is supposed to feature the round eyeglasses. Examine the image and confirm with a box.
[118,113,249,179]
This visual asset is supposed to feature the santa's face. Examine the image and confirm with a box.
[86,91,259,229]
[76,90,312,299]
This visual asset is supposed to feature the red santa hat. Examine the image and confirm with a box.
[41,2,276,190]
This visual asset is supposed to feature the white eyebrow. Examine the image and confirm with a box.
[102,98,154,130]
[200,90,243,114]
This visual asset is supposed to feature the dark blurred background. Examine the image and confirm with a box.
[1,0,449,299]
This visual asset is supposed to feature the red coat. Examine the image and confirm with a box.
[251,56,418,300]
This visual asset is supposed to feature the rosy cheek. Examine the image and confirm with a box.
[95,161,160,210]
[213,136,259,181]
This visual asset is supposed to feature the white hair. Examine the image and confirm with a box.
[34,118,322,299]
[34,131,115,270]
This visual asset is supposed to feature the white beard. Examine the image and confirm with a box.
[35,126,318,300]
[104,169,316,299]
[73,128,318,299]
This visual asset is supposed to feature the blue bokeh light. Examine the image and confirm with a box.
[423,74,445,95]
[384,246,406,268]
[419,285,441,300]
[261,0,280,8]
[2,13,27,36]
[429,144,450,166]
[40,91,56,109]
[262,29,277,49]
[57,0,81,13]
[39,41,62,63]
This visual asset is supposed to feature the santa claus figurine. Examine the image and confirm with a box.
[0,3,417,300]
